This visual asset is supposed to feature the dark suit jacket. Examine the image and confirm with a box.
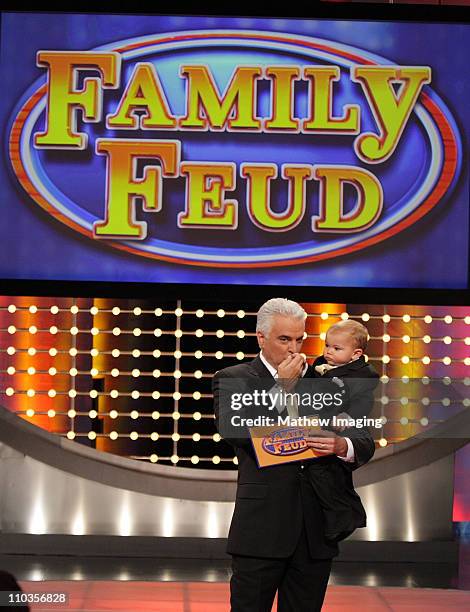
[213,356,375,558]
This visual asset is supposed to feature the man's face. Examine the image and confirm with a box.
[323,330,362,366]
[257,315,305,369]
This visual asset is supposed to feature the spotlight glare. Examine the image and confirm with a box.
[112,327,121,336]
[442,356,451,365]
[29,305,37,313]
[70,326,79,336]
[90,368,99,377]
[68,389,77,398]
[153,369,161,378]
[89,390,98,399]
[47,389,56,398]
[89,409,98,419]
[422,356,431,365]
[7,366,15,375]
[195,350,203,359]
[110,390,119,399]
[68,409,76,418]
[174,350,182,359]
[378,438,388,447]
[319,332,326,341]
[423,335,431,344]
[382,355,390,364]
[8,326,16,334]
[213,433,221,442]
[49,326,58,335]
[69,367,78,377]
[173,391,181,400]
[5,387,14,396]
[133,328,142,336]
[173,370,182,379]
[70,305,79,314]
[170,455,179,464]
[401,356,410,364]
[111,368,120,377]
[131,410,139,419]
[420,417,429,426]
[443,336,452,345]
[382,334,390,343]
[49,367,57,375]
[112,349,120,358]
[154,308,163,317]
[320,312,329,320]
[90,327,99,336]
[131,368,140,378]
[216,329,224,338]
[90,348,99,357]
[48,408,56,417]
[174,329,183,338]
[236,330,245,339]
[217,309,225,318]
[402,335,410,343]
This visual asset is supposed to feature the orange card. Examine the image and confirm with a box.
[249,423,324,468]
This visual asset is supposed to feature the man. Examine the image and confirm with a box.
[213,298,375,612]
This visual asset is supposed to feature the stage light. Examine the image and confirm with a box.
[192,433,201,441]
[89,390,98,399]
[130,410,139,419]
[7,304,16,313]
[174,350,182,359]
[155,308,163,316]
[443,376,452,385]
[195,309,204,318]
[401,356,410,364]
[378,438,388,447]
[152,391,160,400]
[400,417,408,425]
[113,327,121,336]
[380,375,389,384]
[90,306,99,315]
[47,367,56,376]
[171,433,180,442]
[175,329,183,338]
[235,330,245,340]
[134,307,142,316]
[422,335,431,344]
[88,432,97,440]
[401,375,409,384]
[150,432,159,441]
[133,328,142,337]
[6,346,15,355]
[442,398,451,406]
[48,348,58,357]
[382,355,390,364]
[68,389,77,398]
[150,454,158,463]
[68,409,76,418]
[233,457,239,465]
[380,416,387,425]
[444,315,453,324]
[130,431,139,440]
[48,325,58,335]
[46,409,55,418]
[194,370,202,379]
[26,408,35,417]
[50,305,59,314]
[110,410,118,419]
[320,332,326,341]
[337,312,348,321]
[171,455,179,464]
[402,314,411,323]
[213,433,221,442]
[110,431,118,440]
[153,349,161,358]
[175,307,183,317]
[110,390,119,399]
[154,328,162,337]
[131,390,140,399]
[7,366,15,375]
[382,334,390,343]
[237,310,245,318]
[422,376,430,384]
[67,431,75,440]
[465,316,470,325]
[421,397,430,405]
[442,336,452,344]
[464,378,470,386]
[320,312,329,320]
[195,350,203,359]
[465,338,470,345]
[90,368,99,377]
[215,351,224,359]
[89,409,98,419]
[8,325,16,334]
[151,369,161,378]
[173,391,181,401]
[90,348,99,357]
[193,412,202,421]
[191,456,199,464]
[173,370,182,379]
[70,305,79,314]
[400,397,409,406]
[420,417,429,426]
[424,315,432,323]
[70,326,78,335]
[464,398,470,407]
[195,329,204,338]
[5,387,14,396]
[402,335,410,343]
[112,307,120,315]
[422,356,431,364]
[236,352,245,360]
[216,329,224,338]
[131,368,140,378]
[212,456,221,464]
[362,313,370,321]
[29,305,37,313]
[152,411,160,419]
[91,327,99,336]
[465,358,470,366]
[47,389,56,398]
[216,309,225,318]
[380,396,389,405]
[172,411,181,420]
[443,356,451,365]
[382,314,391,323]
[111,368,120,377]
[26,389,35,397]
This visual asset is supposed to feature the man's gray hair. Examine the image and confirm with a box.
[256,298,307,335]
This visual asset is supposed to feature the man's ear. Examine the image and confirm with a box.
[256,330,265,349]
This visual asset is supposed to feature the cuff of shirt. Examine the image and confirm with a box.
[337,437,355,462]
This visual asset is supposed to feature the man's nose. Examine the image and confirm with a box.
[288,341,297,352]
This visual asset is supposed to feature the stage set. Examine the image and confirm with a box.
[0,6,469,612]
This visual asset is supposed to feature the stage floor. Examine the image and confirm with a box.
[14,579,470,611]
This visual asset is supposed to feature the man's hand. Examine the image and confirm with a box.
[305,430,348,457]
[276,353,306,391]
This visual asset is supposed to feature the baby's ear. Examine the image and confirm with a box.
[353,348,363,360]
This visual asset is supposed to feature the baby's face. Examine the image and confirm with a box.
[323,330,362,366]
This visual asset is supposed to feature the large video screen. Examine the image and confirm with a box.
[1,12,468,288]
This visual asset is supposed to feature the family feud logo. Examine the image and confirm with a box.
[9,30,461,267]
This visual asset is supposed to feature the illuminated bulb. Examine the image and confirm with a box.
[154,328,162,337]
[378,438,388,447]
[67,431,75,440]
[217,309,225,317]
[443,356,451,365]
[131,390,140,399]
[237,310,245,318]
[109,431,118,440]
[339,312,348,320]
[465,358,470,366]
[193,392,201,400]
[133,328,141,337]
[90,368,99,376]
[464,378,470,386]
[422,356,431,364]
[150,432,159,441]
[133,307,142,316]
[152,391,160,400]
[90,306,99,315]
[154,307,163,317]
[192,433,201,442]
[172,411,180,420]
[109,410,118,419]
[215,351,224,359]
[171,455,179,464]
[320,312,329,320]
[174,350,182,359]
[26,408,35,417]
[153,349,161,358]
[89,409,98,419]
[195,329,204,338]
[69,367,78,377]
[463,398,470,407]
[381,416,387,425]
[49,326,58,335]
[49,348,57,357]
[465,316,470,324]
[7,304,16,313]
[29,305,37,313]
[382,334,390,343]
[88,432,97,440]
[173,391,181,400]
[380,375,389,384]
[442,398,451,406]
[422,376,430,385]
[89,390,98,399]
[175,307,183,317]
[111,368,120,377]
[91,327,99,336]
[213,433,221,442]
[191,456,199,464]
[381,396,389,405]
[90,348,99,357]
[47,389,56,398]
[70,305,79,314]
[443,376,452,385]
[151,369,161,379]
[319,332,326,341]
[110,390,119,399]
[131,410,139,419]
[131,368,140,378]
[444,315,452,324]
[193,412,202,421]
[400,417,409,425]
[150,454,158,463]
[112,349,120,358]
[421,397,430,406]
[361,313,370,322]
[402,335,410,343]
[173,370,181,379]
[465,338,470,346]
[443,336,452,345]
[233,457,239,465]
[194,370,202,379]
[216,329,224,338]
[68,389,77,398]
[402,314,411,323]
[130,431,138,440]
[112,327,121,336]
[420,417,429,426]
[196,309,204,318]
[423,335,431,343]
[5,387,14,396]
[401,356,410,364]
[171,433,180,442]
[424,315,433,324]
[8,326,16,334]
[236,352,245,360]
[400,397,409,405]
[68,409,76,418]
[7,346,16,355]
[152,411,160,419]
[7,366,15,375]
[50,305,59,314]
[382,355,390,364]
[70,326,78,336]
[194,350,203,360]
[112,307,120,315]
[212,456,221,465]
[174,329,183,338]
[47,409,56,418]
[236,329,246,339]
[381,314,390,323]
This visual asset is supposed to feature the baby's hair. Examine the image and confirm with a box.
[326,319,369,351]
